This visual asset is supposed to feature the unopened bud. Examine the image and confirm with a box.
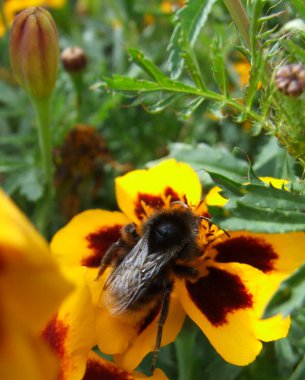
[9,7,59,100]
[275,63,305,97]
[61,46,87,72]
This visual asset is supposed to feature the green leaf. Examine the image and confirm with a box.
[167,142,248,181]
[168,24,184,79]
[102,76,162,92]
[167,0,217,79]
[177,97,205,119]
[146,94,182,113]
[102,72,203,96]
[289,357,305,380]
[207,170,305,232]
[275,339,299,376]
[290,0,305,19]
[264,263,305,318]
[128,48,170,84]
[212,201,305,233]
[19,169,44,202]
[179,0,217,46]
[211,31,229,96]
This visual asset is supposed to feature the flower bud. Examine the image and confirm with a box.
[60,46,88,72]
[9,7,59,100]
[275,63,305,97]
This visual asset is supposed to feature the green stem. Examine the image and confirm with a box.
[70,72,84,122]
[175,320,198,380]
[32,97,53,235]
[223,0,251,49]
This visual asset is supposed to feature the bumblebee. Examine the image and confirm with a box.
[97,205,204,371]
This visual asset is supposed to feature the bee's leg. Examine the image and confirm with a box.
[173,264,199,279]
[95,241,121,280]
[150,281,173,373]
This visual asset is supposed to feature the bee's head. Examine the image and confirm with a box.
[144,209,199,252]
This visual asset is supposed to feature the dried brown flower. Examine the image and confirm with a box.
[275,63,305,96]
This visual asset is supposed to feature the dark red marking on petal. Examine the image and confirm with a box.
[84,225,123,267]
[0,248,6,272]
[214,236,278,273]
[164,187,180,203]
[186,267,253,326]
[137,302,162,335]
[42,316,68,359]
[135,193,164,220]
[135,186,181,219]
[83,359,132,380]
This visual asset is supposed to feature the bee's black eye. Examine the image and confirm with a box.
[150,216,186,249]
[155,220,180,242]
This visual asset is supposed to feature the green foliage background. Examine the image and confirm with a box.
[1,0,305,379]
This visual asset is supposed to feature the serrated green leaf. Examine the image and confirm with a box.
[241,184,305,212]
[103,76,161,92]
[146,94,181,113]
[177,97,204,119]
[167,24,184,79]
[211,31,229,96]
[168,142,248,181]
[207,172,245,196]
[167,0,217,79]
[212,201,305,233]
[128,48,170,84]
[264,262,305,319]
[179,0,217,46]
[102,71,205,97]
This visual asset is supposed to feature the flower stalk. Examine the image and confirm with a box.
[10,7,59,233]
[32,98,53,232]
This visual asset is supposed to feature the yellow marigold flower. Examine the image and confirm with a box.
[0,188,72,380]
[0,0,65,37]
[233,60,251,88]
[50,160,305,376]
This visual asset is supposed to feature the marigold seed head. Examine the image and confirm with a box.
[9,7,59,100]
[275,63,305,96]
[60,46,88,72]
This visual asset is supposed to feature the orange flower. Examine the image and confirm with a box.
[50,160,305,376]
[0,189,72,379]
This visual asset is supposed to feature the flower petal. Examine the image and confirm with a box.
[113,291,185,372]
[204,186,227,207]
[214,231,305,278]
[1,316,58,380]
[43,267,96,380]
[51,210,130,268]
[83,351,168,380]
[115,159,202,223]
[177,262,289,365]
[90,283,185,372]
[0,189,72,334]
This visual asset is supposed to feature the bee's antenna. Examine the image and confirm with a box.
[170,200,188,208]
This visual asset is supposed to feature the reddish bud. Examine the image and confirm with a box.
[9,7,59,100]
[61,46,88,72]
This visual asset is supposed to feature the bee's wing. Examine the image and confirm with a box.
[104,236,174,313]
